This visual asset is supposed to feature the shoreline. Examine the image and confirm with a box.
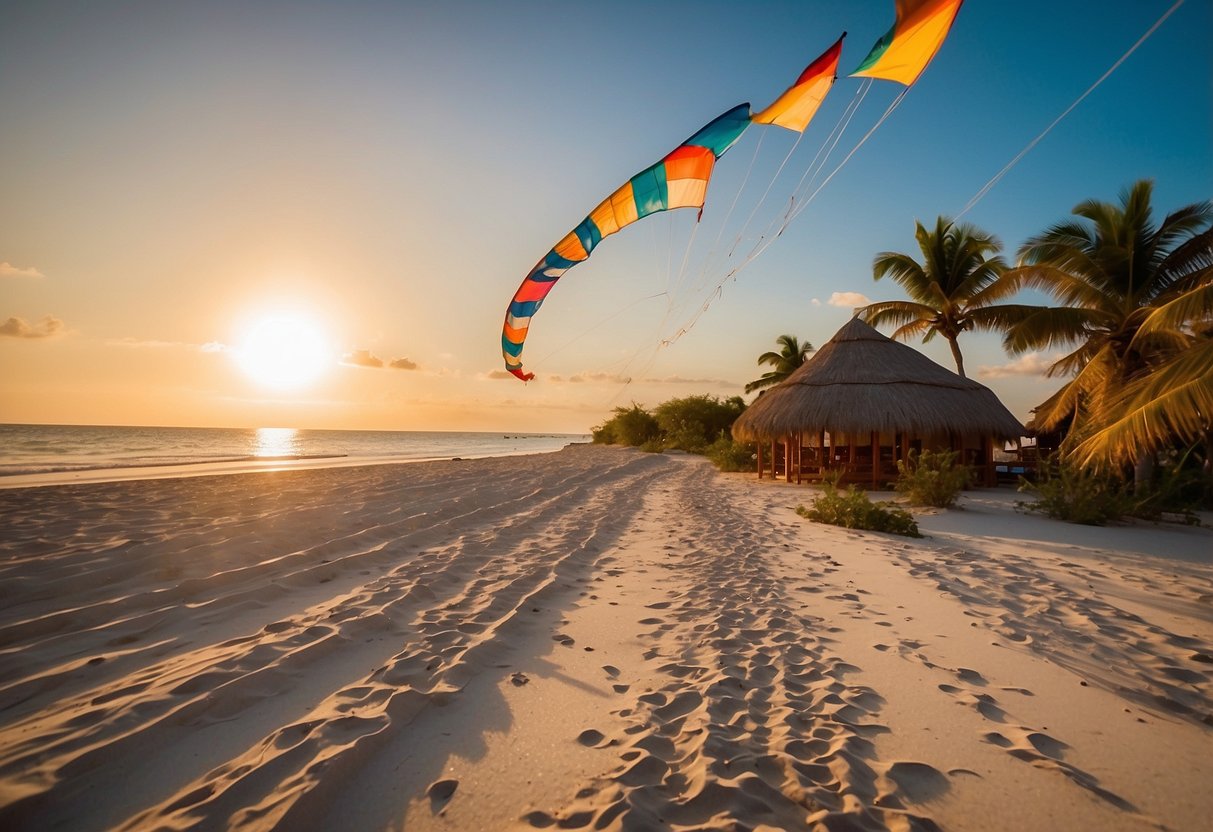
[0,443,588,490]
[1,445,1210,830]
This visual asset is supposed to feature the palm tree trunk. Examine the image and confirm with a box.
[1133,451,1155,495]
[947,337,966,377]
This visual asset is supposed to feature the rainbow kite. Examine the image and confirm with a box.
[852,0,963,86]
[753,33,846,133]
[502,104,752,381]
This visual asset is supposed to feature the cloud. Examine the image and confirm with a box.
[810,298,821,307]
[0,262,44,279]
[642,375,739,387]
[977,352,1060,379]
[828,291,871,308]
[341,349,384,368]
[389,357,418,370]
[485,370,515,380]
[568,372,632,384]
[106,338,231,353]
[0,315,64,339]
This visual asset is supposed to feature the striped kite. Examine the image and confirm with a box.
[852,0,964,86]
[753,33,846,133]
[501,103,752,381]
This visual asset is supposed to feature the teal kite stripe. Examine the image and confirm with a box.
[853,23,895,74]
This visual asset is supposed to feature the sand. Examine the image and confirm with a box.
[1,444,1210,831]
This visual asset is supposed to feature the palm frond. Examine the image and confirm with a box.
[1133,282,1213,341]
[1073,339,1213,468]
[998,265,1111,309]
[966,304,1045,332]
[1002,306,1104,353]
[1155,226,1213,295]
[859,300,936,331]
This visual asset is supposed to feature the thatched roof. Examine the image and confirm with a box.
[733,318,1023,441]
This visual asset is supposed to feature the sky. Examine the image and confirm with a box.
[2,0,1210,434]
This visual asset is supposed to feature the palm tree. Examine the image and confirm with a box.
[746,334,813,394]
[998,181,1212,476]
[1070,239,1213,469]
[859,216,1033,377]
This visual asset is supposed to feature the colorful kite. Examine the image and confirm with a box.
[502,103,752,381]
[851,0,963,86]
[753,33,846,133]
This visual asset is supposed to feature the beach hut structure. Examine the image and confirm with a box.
[731,317,1023,488]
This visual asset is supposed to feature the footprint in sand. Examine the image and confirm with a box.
[886,761,950,803]
[576,729,606,747]
[427,778,458,812]
[602,665,620,678]
[956,667,987,685]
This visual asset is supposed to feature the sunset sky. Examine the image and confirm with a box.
[2,1,1210,434]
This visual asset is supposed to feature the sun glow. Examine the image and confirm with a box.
[235,313,333,390]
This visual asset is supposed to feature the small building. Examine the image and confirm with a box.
[732,317,1024,487]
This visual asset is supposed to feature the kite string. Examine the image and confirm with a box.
[957,0,1185,218]
[744,79,872,264]
[659,80,878,349]
[680,81,868,310]
[786,84,907,226]
[530,290,668,370]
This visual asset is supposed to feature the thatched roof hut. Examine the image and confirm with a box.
[734,317,1022,440]
[733,318,1023,486]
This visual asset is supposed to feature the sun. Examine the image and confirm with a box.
[235,313,333,390]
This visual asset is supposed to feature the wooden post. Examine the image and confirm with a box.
[756,440,763,479]
[770,439,777,480]
[984,435,995,487]
[784,435,792,482]
[796,432,802,484]
[871,430,879,490]
[820,430,827,475]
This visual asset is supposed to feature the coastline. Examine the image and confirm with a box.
[1,445,1210,830]
[0,438,589,490]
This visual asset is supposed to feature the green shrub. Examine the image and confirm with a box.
[653,395,746,453]
[1017,461,1133,525]
[639,437,666,453]
[706,437,756,472]
[895,448,971,508]
[1129,447,1206,524]
[798,479,921,537]
[591,404,660,447]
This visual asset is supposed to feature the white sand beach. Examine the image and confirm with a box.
[1,445,1211,831]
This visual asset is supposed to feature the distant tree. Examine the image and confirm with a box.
[746,334,813,394]
[860,216,1033,377]
[591,404,659,447]
[653,395,747,453]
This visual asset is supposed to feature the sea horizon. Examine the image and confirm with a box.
[0,423,590,486]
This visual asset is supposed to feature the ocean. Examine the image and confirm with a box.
[0,423,589,482]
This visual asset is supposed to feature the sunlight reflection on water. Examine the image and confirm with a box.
[252,427,301,458]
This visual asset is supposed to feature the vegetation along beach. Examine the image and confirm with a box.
[2,1,1210,830]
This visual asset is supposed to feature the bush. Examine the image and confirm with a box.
[895,449,971,508]
[639,437,666,453]
[1017,461,1133,525]
[706,437,756,472]
[798,478,921,537]
[1130,447,1207,524]
[591,404,660,447]
[653,395,746,453]
[1020,456,1204,526]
